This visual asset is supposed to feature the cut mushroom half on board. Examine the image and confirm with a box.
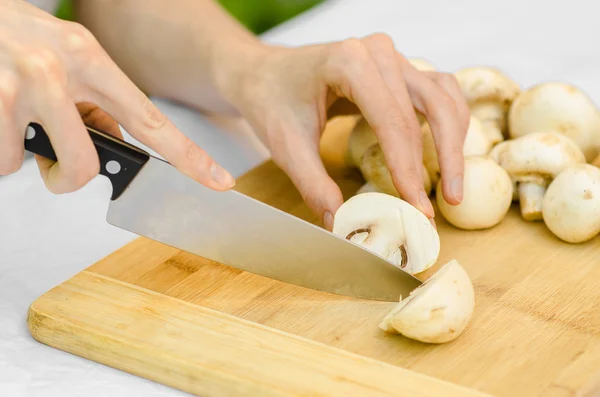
[379,259,475,344]
[455,66,521,143]
[489,132,586,221]
[436,156,513,230]
[542,164,600,243]
[508,82,600,162]
[360,143,433,197]
[332,192,475,343]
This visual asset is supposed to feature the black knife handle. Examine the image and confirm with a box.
[24,122,150,200]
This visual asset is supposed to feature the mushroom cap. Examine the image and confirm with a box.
[489,132,586,182]
[408,58,436,72]
[360,143,432,197]
[542,164,600,243]
[379,259,475,343]
[348,117,378,166]
[436,156,513,230]
[455,66,521,105]
[422,116,494,187]
[508,82,600,161]
[332,192,440,275]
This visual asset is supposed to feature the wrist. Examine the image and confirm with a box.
[208,36,273,109]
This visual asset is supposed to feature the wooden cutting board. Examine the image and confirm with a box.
[27,122,600,397]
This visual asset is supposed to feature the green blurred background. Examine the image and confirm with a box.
[56,0,325,34]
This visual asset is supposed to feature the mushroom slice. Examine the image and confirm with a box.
[455,66,521,140]
[508,82,600,162]
[332,192,440,275]
[436,156,513,230]
[379,259,475,343]
[360,143,432,197]
[489,132,586,221]
[423,116,495,189]
[542,164,600,243]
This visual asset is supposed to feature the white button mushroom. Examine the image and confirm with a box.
[455,66,521,144]
[436,156,513,230]
[332,192,440,275]
[379,259,475,344]
[359,143,433,197]
[423,116,497,188]
[489,132,586,221]
[332,192,475,344]
[508,82,600,162]
[542,164,600,244]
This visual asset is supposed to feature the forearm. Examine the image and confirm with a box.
[73,0,264,116]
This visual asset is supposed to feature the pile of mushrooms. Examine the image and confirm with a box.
[321,61,600,247]
[332,192,475,343]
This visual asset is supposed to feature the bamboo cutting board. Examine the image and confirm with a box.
[28,122,600,397]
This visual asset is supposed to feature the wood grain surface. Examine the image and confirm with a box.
[27,119,600,397]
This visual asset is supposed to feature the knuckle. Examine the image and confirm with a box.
[62,22,101,62]
[17,48,63,79]
[365,33,395,50]
[140,96,167,130]
[0,73,19,107]
[335,38,369,61]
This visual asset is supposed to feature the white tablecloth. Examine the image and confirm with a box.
[2,0,599,395]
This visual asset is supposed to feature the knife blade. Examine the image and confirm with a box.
[23,122,422,302]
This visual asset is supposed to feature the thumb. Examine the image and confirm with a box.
[274,135,344,231]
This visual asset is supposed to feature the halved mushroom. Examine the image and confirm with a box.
[489,132,586,221]
[333,192,475,343]
[542,164,600,243]
[436,156,513,230]
[455,66,521,142]
[508,82,600,162]
[379,259,475,343]
[360,143,433,197]
[332,192,439,275]
[423,116,496,188]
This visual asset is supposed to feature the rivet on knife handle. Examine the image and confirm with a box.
[24,122,150,200]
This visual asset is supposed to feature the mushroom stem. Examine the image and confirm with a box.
[518,182,546,221]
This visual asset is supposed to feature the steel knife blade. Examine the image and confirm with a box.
[23,122,422,301]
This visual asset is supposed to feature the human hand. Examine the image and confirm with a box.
[0,1,235,193]
[215,34,470,230]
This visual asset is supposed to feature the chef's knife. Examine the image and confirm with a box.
[23,122,422,302]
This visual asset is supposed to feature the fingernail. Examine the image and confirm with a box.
[450,176,463,202]
[323,211,334,231]
[420,191,434,217]
[210,162,235,188]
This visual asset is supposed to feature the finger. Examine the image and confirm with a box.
[16,50,100,193]
[399,60,466,205]
[362,34,425,183]
[75,46,235,191]
[0,75,24,175]
[326,39,433,218]
[76,101,123,139]
[423,71,470,136]
[272,129,344,231]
